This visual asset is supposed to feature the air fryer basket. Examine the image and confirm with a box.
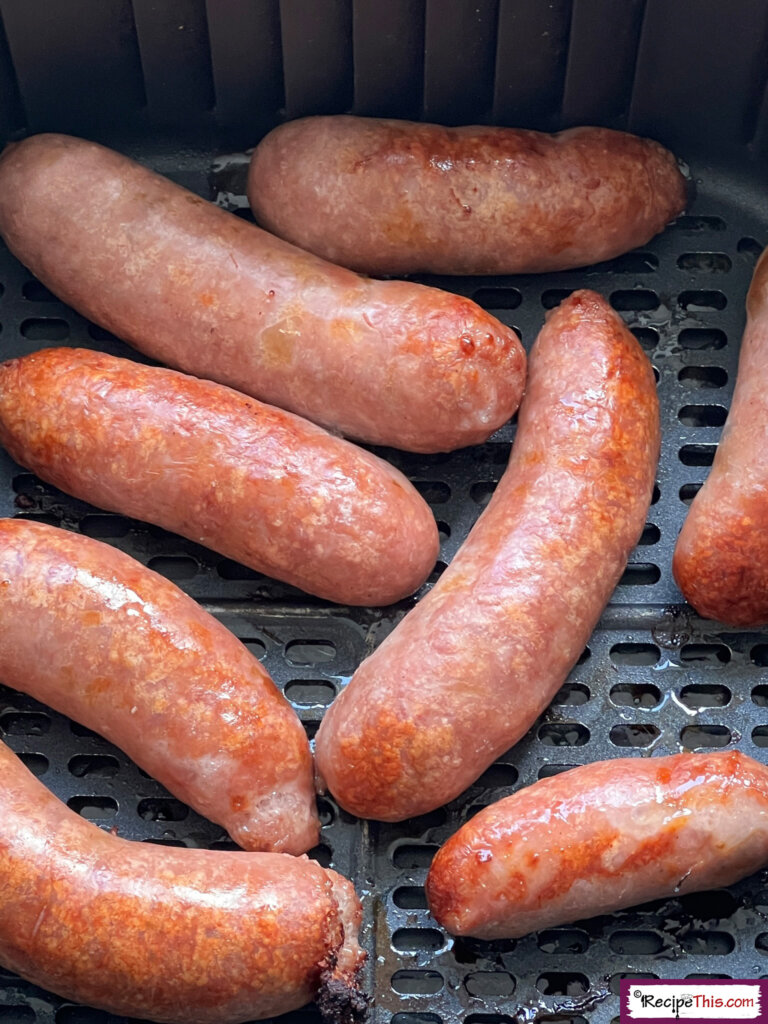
[0,3,767,1023]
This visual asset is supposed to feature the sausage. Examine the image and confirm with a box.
[0,739,365,1023]
[314,290,659,821]
[673,246,768,625]
[0,518,318,855]
[0,133,525,453]
[0,348,439,606]
[247,116,687,276]
[426,751,768,940]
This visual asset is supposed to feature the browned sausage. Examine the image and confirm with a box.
[248,116,687,276]
[0,739,365,1023]
[0,133,526,453]
[673,246,768,625]
[314,290,659,821]
[426,751,768,939]
[0,518,318,854]
[0,348,439,606]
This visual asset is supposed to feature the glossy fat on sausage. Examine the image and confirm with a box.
[247,116,687,276]
[0,133,525,453]
[673,246,768,625]
[0,741,365,1023]
[0,348,438,606]
[426,751,768,940]
[314,291,660,821]
[0,518,318,855]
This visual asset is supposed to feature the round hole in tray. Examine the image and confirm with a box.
[609,930,664,955]
[392,928,445,953]
[737,236,763,259]
[392,886,428,910]
[147,555,199,581]
[678,289,727,311]
[680,642,731,665]
[551,682,590,705]
[470,480,497,506]
[464,1013,517,1024]
[679,443,717,466]
[609,683,661,709]
[464,972,516,997]
[414,480,450,503]
[632,326,658,350]
[679,931,735,955]
[284,679,336,706]
[472,286,522,310]
[80,513,133,539]
[678,327,727,350]
[20,316,70,340]
[538,722,589,746]
[678,404,728,428]
[609,973,659,995]
[17,752,49,777]
[67,796,118,820]
[541,288,573,309]
[22,279,58,301]
[391,1015,443,1024]
[679,482,702,504]
[679,889,738,921]
[1,710,51,736]
[750,645,768,667]
[474,763,519,789]
[678,365,728,389]
[285,639,336,665]
[391,843,439,869]
[536,972,589,996]
[604,251,658,273]
[680,724,731,749]
[69,753,120,778]
[611,289,660,312]
[538,764,579,779]
[610,642,660,666]
[391,970,444,995]
[137,797,189,822]
[674,215,726,233]
[0,1008,35,1023]
[679,684,731,709]
[676,252,732,273]
[610,724,660,747]
[537,928,589,954]
[619,563,661,586]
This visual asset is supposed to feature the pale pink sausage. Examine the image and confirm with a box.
[426,752,768,940]
[314,290,659,821]
[0,132,525,452]
[0,740,365,1023]
[0,348,439,606]
[0,518,318,854]
[673,246,768,625]
[248,116,687,276]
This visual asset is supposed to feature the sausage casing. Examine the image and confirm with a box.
[426,751,768,939]
[0,740,365,1023]
[314,291,659,821]
[0,132,525,453]
[0,348,439,606]
[248,116,687,276]
[0,518,318,854]
[673,247,768,625]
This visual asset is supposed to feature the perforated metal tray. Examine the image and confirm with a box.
[0,154,766,1024]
